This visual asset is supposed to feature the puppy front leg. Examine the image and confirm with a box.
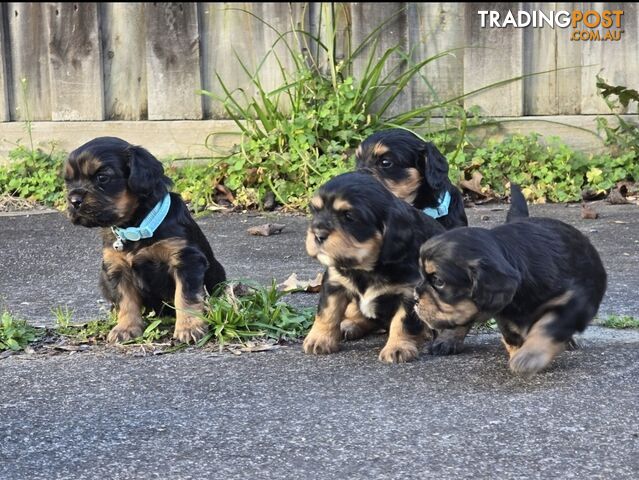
[379,304,424,363]
[172,247,209,344]
[106,275,145,343]
[303,285,349,355]
[340,301,378,340]
[429,324,472,356]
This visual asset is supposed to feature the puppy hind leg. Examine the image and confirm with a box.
[340,301,378,340]
[509,312,565,375]
[379,306,424,363]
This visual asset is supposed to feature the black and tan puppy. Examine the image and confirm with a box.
[342,128,468,341]
[64,136,226,344]
[415,184,607,374]
[304,172,444,363]
[355,128,468,229]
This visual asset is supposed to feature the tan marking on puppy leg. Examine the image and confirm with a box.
[501,336,520,359]
[378,305,422,363]
[383,167,421,204]
[509,312,566,375]
[172,276,208,344]
[107,279,144,344]
[303,292,349,355]
[340,301,379,341]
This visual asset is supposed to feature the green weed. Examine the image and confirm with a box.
[0,310,40,352]
[599,315,639,329]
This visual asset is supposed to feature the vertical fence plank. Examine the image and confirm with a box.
[348,2,410,117]
[145,2,202,120]
[407,3,466,109]
[579,2,638,114]
[101,3,147,120]
[464,3,524,116]
[0,5,10,121]
[555,2,583,114]
[6,3,52,121]
[47,3,104,121]
[524,2,558,115]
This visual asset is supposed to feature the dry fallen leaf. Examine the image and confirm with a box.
[278,272,323,293]
[247,223,286,236]
[460,171,485,196]
[581,202,599,220]
[607,187,630,205]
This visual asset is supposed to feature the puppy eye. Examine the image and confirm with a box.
[430,275,445,289]
[96,174,109,184]
[380,158,393,169]
[341,211,355,222]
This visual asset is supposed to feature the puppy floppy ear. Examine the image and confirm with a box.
[126,145,166,196]
[470,259,520,313]
[379,206,415,263]
[421,143,449,192]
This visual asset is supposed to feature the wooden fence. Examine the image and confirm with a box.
[0,2,637,123]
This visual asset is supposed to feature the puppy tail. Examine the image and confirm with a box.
[506,183,529,222]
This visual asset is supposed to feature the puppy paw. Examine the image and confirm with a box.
[340,319,369,341]
[173,316,208,344]
[107,324,144,343]
[303,329,340,355]
[509,349,554,375]
[378,341,419,363]
[428,338,464,356]
[566,337,580,351]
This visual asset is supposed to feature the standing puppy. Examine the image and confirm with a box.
[304,172,444,363]
[342,128,468,342]
[64,137,226,344]
[414,185,607,374]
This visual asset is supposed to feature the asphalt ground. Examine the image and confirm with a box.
[1,201,638,479]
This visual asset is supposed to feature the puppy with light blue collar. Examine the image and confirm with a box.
[64,137,226,344]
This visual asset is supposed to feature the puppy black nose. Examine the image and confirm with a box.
[314,229,330,244]
[68,193,84,210]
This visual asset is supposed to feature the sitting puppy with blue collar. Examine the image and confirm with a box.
[64,137,226,344]
[338,128,468,349]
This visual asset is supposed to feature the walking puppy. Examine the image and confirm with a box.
[64,137,226,344]
[414,184,607,374]
[304,172,444,363]
[343,128,468,342]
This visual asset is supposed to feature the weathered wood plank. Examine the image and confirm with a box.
[348,2,411,117]
[46,3,104,121]
[407,3,466,108]
[100,3,147,120]
[555,2,583,114]
[579,2,638,114]
[463,2,524,116]
[6,3,52,121]
[145,3,202,120]
[0,116,628,165]
[523,2,558,115]
[0,5,10,121]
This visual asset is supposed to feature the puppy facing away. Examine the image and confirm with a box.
[64,137,226,344]
[304,171,444,363]
[414,184,607,374]
[355,128,468,229]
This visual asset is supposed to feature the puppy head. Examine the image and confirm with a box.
[63,137,172,227]
[306,172,416,270]
[355,129,449,205]
[414,229,520,330]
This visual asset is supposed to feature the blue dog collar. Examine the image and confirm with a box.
[111,193,171,250]
[422,191,451,219]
